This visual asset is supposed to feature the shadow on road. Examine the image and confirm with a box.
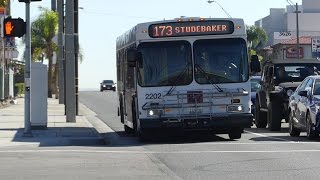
[10,127,106,147]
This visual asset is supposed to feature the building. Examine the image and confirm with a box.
[255,0,320,47]
[271,36,312,60]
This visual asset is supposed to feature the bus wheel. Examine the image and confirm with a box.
[228,128,242,140]
[124,125,134,134]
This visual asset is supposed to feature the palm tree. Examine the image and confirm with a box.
[30,7,58,98]
[246,25,268,51]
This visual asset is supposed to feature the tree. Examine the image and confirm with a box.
[22,7,84,98]
[0,0,7,7]
[30,7,58,98]
[246,25,268,51]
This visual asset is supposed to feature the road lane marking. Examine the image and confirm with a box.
[244,130,294,142]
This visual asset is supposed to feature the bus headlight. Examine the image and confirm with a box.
[147,109,162,116]
[227,105,244,112]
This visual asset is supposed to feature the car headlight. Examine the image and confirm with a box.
[227,105,244,112]
[103,85,106,87]
[287,89,294,97]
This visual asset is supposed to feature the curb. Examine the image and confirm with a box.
[79,102,120,145]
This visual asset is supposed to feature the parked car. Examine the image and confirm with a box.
[100,80,116,92]
[250,76,261,115]
[255,59,320,131]
[288,75,320,139]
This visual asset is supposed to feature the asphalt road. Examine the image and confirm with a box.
[78,91,320,180]
[1,91,320,179]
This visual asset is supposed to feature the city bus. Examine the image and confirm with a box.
[116,17,254,140]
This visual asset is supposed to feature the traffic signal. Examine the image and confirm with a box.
[2,17,26,38]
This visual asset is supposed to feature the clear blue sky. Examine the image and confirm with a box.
[11,0,302,90]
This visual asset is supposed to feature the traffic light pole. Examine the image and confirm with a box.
[23,0,32,136]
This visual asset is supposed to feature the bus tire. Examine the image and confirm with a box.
[228,128,242,140]
[267,100,281,131]
[119,96,124,123]
[124,125,134,134]
[255,97,267,128]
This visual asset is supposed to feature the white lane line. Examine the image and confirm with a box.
[1,149,320,153]
[244,130,294,142]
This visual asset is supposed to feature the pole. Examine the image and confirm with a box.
[0,37,4,100]
[65,0,76,122]
[24,0,32,136]
[296,3,300,59]
[74,0,79,115]
[58,0,64,104]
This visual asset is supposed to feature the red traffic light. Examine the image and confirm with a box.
[3,17,26,38]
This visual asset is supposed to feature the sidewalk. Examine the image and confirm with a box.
[0,97,106,147]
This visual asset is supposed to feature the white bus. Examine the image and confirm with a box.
[116,17,255,140]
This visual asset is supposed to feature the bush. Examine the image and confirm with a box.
[15,83,24,97]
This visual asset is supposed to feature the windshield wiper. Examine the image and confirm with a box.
[166,63,191,95]
[194,64,223,92]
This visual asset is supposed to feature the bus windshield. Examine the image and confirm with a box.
[194,38,249,84]
[137,41,193,87]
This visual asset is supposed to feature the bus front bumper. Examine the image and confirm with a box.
[139,113,253,130]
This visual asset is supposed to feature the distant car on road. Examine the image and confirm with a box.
[288,75,320,139]
[250,76,261,115]
[100,80,116,92]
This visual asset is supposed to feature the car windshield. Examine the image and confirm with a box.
[194,38,249,84]
[274,64,320,85]
[137,41,193,87]
[103,80,114,84]
[251,77,261,92]
[314,80,320,95]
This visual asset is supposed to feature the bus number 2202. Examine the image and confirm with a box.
[145,93,161,99]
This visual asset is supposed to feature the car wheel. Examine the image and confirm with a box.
[255,97,267,128]
[288,110,300,137]
[267,100,281,131]
[306,112,318,140]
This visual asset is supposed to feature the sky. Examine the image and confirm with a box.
[10,0,303,90]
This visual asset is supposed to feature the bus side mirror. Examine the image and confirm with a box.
[250,59,261,73]
[250,55,261,73]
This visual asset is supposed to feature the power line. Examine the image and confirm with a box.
[79,9,160,20]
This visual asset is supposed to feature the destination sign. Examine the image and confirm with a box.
[149,20,234,38]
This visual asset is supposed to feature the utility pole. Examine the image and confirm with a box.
[65,0,76,122]
[295,3,300,59]
[57,0,64,105]
[74,0,79,115]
